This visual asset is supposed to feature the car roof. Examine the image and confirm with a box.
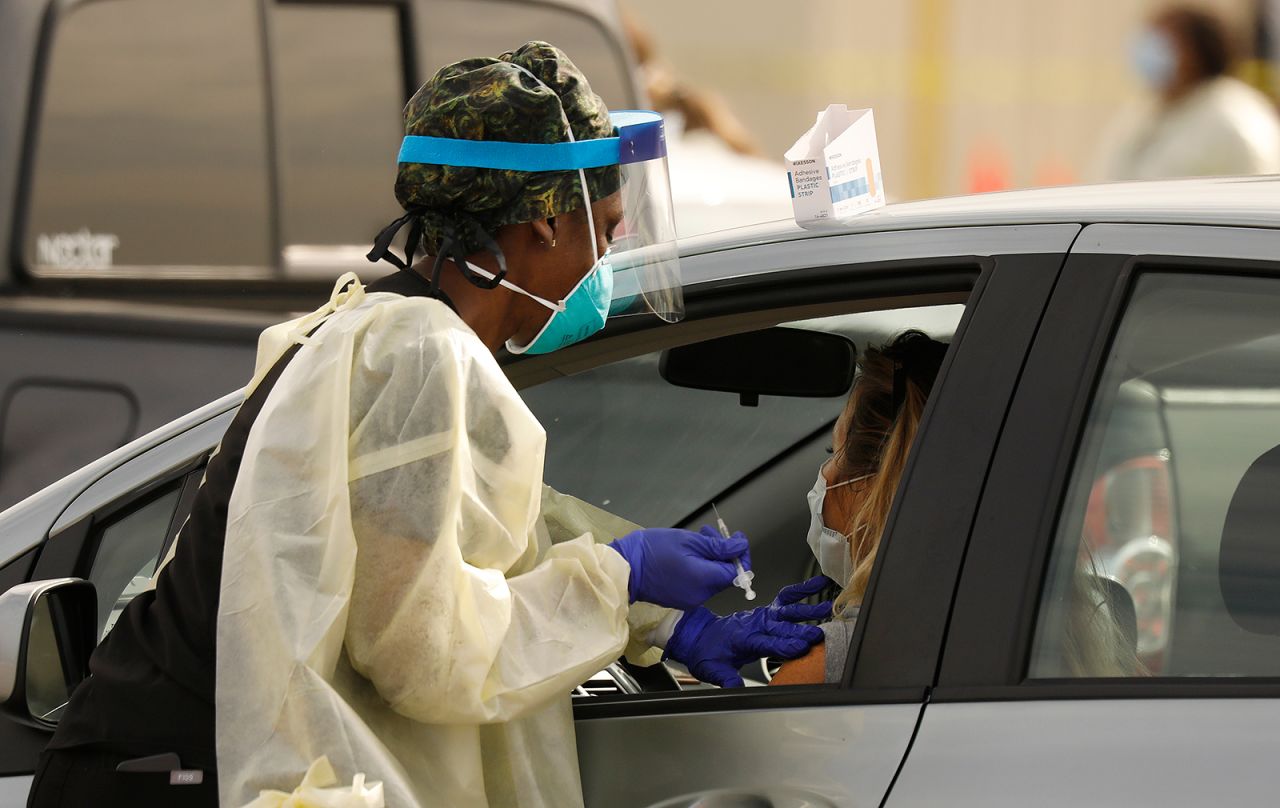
[679,176,1280,258]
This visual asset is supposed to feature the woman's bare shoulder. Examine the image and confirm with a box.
[769,642,827,686]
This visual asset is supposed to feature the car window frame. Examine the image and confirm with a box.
[31,456,205,587]
[0,451,205,772]
[935,223,1280,703]
[272,0,416,279]
[13,229,1073,724]
[566,227,1076,720]
[0,392,233,777]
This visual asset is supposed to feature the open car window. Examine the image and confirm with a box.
[524,304,964,529]
[522,302,966,693]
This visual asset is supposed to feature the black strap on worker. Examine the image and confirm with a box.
[367,209,510,300]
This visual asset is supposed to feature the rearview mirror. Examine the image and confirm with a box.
[659,327,857,406]
[0,578,96,727]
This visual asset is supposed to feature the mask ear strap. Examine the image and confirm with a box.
[827,473,873,491]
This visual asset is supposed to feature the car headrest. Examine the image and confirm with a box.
[1095,575,1138,655]
[1220,444,1280,635]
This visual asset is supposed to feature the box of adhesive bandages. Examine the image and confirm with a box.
[785,104,885,229]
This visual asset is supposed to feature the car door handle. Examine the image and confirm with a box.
[644,787,839,808]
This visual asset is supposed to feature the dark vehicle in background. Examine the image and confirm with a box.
[0,0,644,510]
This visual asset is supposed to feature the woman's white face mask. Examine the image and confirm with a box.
[805,467,871,586]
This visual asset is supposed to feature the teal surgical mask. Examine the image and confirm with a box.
[460,246,614,356]
[504,249,614,355]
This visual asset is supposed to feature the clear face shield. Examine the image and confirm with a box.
[605,110,683,323]
[393,108,684,326]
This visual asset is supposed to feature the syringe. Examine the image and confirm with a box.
[713,503,756,601]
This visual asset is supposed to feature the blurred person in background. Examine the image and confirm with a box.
[1097,5,1280,181]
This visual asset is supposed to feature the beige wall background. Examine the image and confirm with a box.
[625,0,1257,200]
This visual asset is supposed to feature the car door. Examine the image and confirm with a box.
[893,223,1280,805]
[521,223,1080,807]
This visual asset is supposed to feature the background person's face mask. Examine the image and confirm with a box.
[1131,28,1177,90]
[805,468,871,585]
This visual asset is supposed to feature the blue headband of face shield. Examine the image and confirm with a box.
[397,110,667,170]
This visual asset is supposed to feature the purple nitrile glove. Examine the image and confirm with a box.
[663,578,832,688]
[767,575,836,622]
[608,526,752,611]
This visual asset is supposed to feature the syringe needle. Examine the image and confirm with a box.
[712,502,731,539]
[713,503,755,601]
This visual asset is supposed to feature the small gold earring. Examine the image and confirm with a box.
[551,237,557,248]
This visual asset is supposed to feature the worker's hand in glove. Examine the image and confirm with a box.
[663,579,833,688]
[608,526,751,610]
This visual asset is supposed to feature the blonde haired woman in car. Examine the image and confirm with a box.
[772,331,946,685]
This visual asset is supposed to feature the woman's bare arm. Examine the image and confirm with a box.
[769,643,827,686]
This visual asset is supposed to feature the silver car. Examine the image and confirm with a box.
[5,177,1280,806]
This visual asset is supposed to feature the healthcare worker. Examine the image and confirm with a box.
[28,43,825,808]
[1096,5,1280,181]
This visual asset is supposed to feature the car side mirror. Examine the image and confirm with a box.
[0,578,96,728]
[659,327,858,406]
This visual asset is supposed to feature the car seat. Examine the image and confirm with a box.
[1096,575,1138,655]
[1220,444,1280,635]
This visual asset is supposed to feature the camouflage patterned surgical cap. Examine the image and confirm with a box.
[394,41,622,256]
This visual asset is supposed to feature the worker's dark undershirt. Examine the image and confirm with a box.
[47,271,444,769]
[364,264,458,307]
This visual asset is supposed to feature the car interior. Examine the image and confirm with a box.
[1034,272,1280,679]
[523,303,967,691]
